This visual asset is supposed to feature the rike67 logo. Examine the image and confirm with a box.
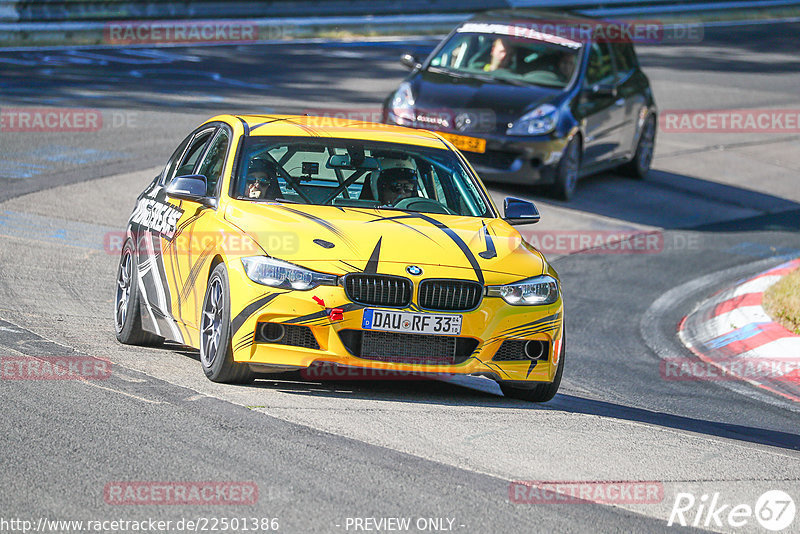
[668,490,796,531]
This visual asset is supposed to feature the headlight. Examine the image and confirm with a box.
[486,275,559,306]
[241,256,337,290]
[506,104,558,136]
[390,82,415,123]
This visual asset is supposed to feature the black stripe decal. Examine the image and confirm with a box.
[359,211,439,243]
[275,205,357,251]
[235,332,255,352]
[415,213,484,285]
[230,293,282,336]
[479,221,497,260]
[339,260,362,273]
[526,359,538,378]
[180,242,215,302]
[467,355,510,378]
[366,213,484,284]
[364,238,381,274]
[500,312,561,335]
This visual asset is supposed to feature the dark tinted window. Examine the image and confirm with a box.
[234,137,491,217]
[162,134,191,185]
[585,42,616,86]
[611,43,637,78]
[196,129,230,196]
[173,130,214,180]
[428,29,582,88]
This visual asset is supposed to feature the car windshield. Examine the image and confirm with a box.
[428,26,582,88]
[234,137,492,218]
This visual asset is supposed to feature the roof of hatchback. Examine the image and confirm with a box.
[215,114,450,149]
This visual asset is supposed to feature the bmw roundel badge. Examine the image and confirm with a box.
[406,265,423,276]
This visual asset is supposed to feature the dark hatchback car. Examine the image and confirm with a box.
[382,11,657,200]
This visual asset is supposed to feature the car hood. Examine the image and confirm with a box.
[224,202,545,282]
[410,69,561,134]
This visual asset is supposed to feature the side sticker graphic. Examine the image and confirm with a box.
[130,194,184,240]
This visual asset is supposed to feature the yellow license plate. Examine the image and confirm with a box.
[439,132,486,154]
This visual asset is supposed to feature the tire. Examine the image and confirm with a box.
[200,263,254,384]
[499,340,565,403]
[115,240,164,346]
[620,115,656,179]
[552,136,581,201]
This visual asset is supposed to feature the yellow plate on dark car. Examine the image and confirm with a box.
[439,132,486,153]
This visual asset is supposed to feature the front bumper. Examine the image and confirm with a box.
[227,268,564,384]
[385,112,569,186]
[464,135,569,186]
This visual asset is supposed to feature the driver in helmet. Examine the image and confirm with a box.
[245,159,282,200]
[377,167,419,206]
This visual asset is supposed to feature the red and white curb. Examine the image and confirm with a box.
[678,258,800,403]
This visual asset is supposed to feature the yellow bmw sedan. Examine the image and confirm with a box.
[114,115,564,402]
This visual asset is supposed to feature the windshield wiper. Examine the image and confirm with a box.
[490,76,528,87]
[428,66,531,87]
[428,66,471,78]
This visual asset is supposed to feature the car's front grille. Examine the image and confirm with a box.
[338,330,478,365]
[343,274,412,307]
[418,279,483,311]
[468,150,518,171]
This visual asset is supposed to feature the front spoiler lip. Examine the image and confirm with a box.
[300,360,501,380]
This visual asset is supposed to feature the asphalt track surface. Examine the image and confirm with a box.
[1,21,799,533]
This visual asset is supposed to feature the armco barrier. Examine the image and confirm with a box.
[2,0,799,46]
[4,0,800,23]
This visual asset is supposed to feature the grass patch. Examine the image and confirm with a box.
[763,265,800,335]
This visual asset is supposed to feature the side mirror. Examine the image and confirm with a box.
[503,197,540,225]
[585,83,617,98]
[401,53,422,70]
[166,175,215,207]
